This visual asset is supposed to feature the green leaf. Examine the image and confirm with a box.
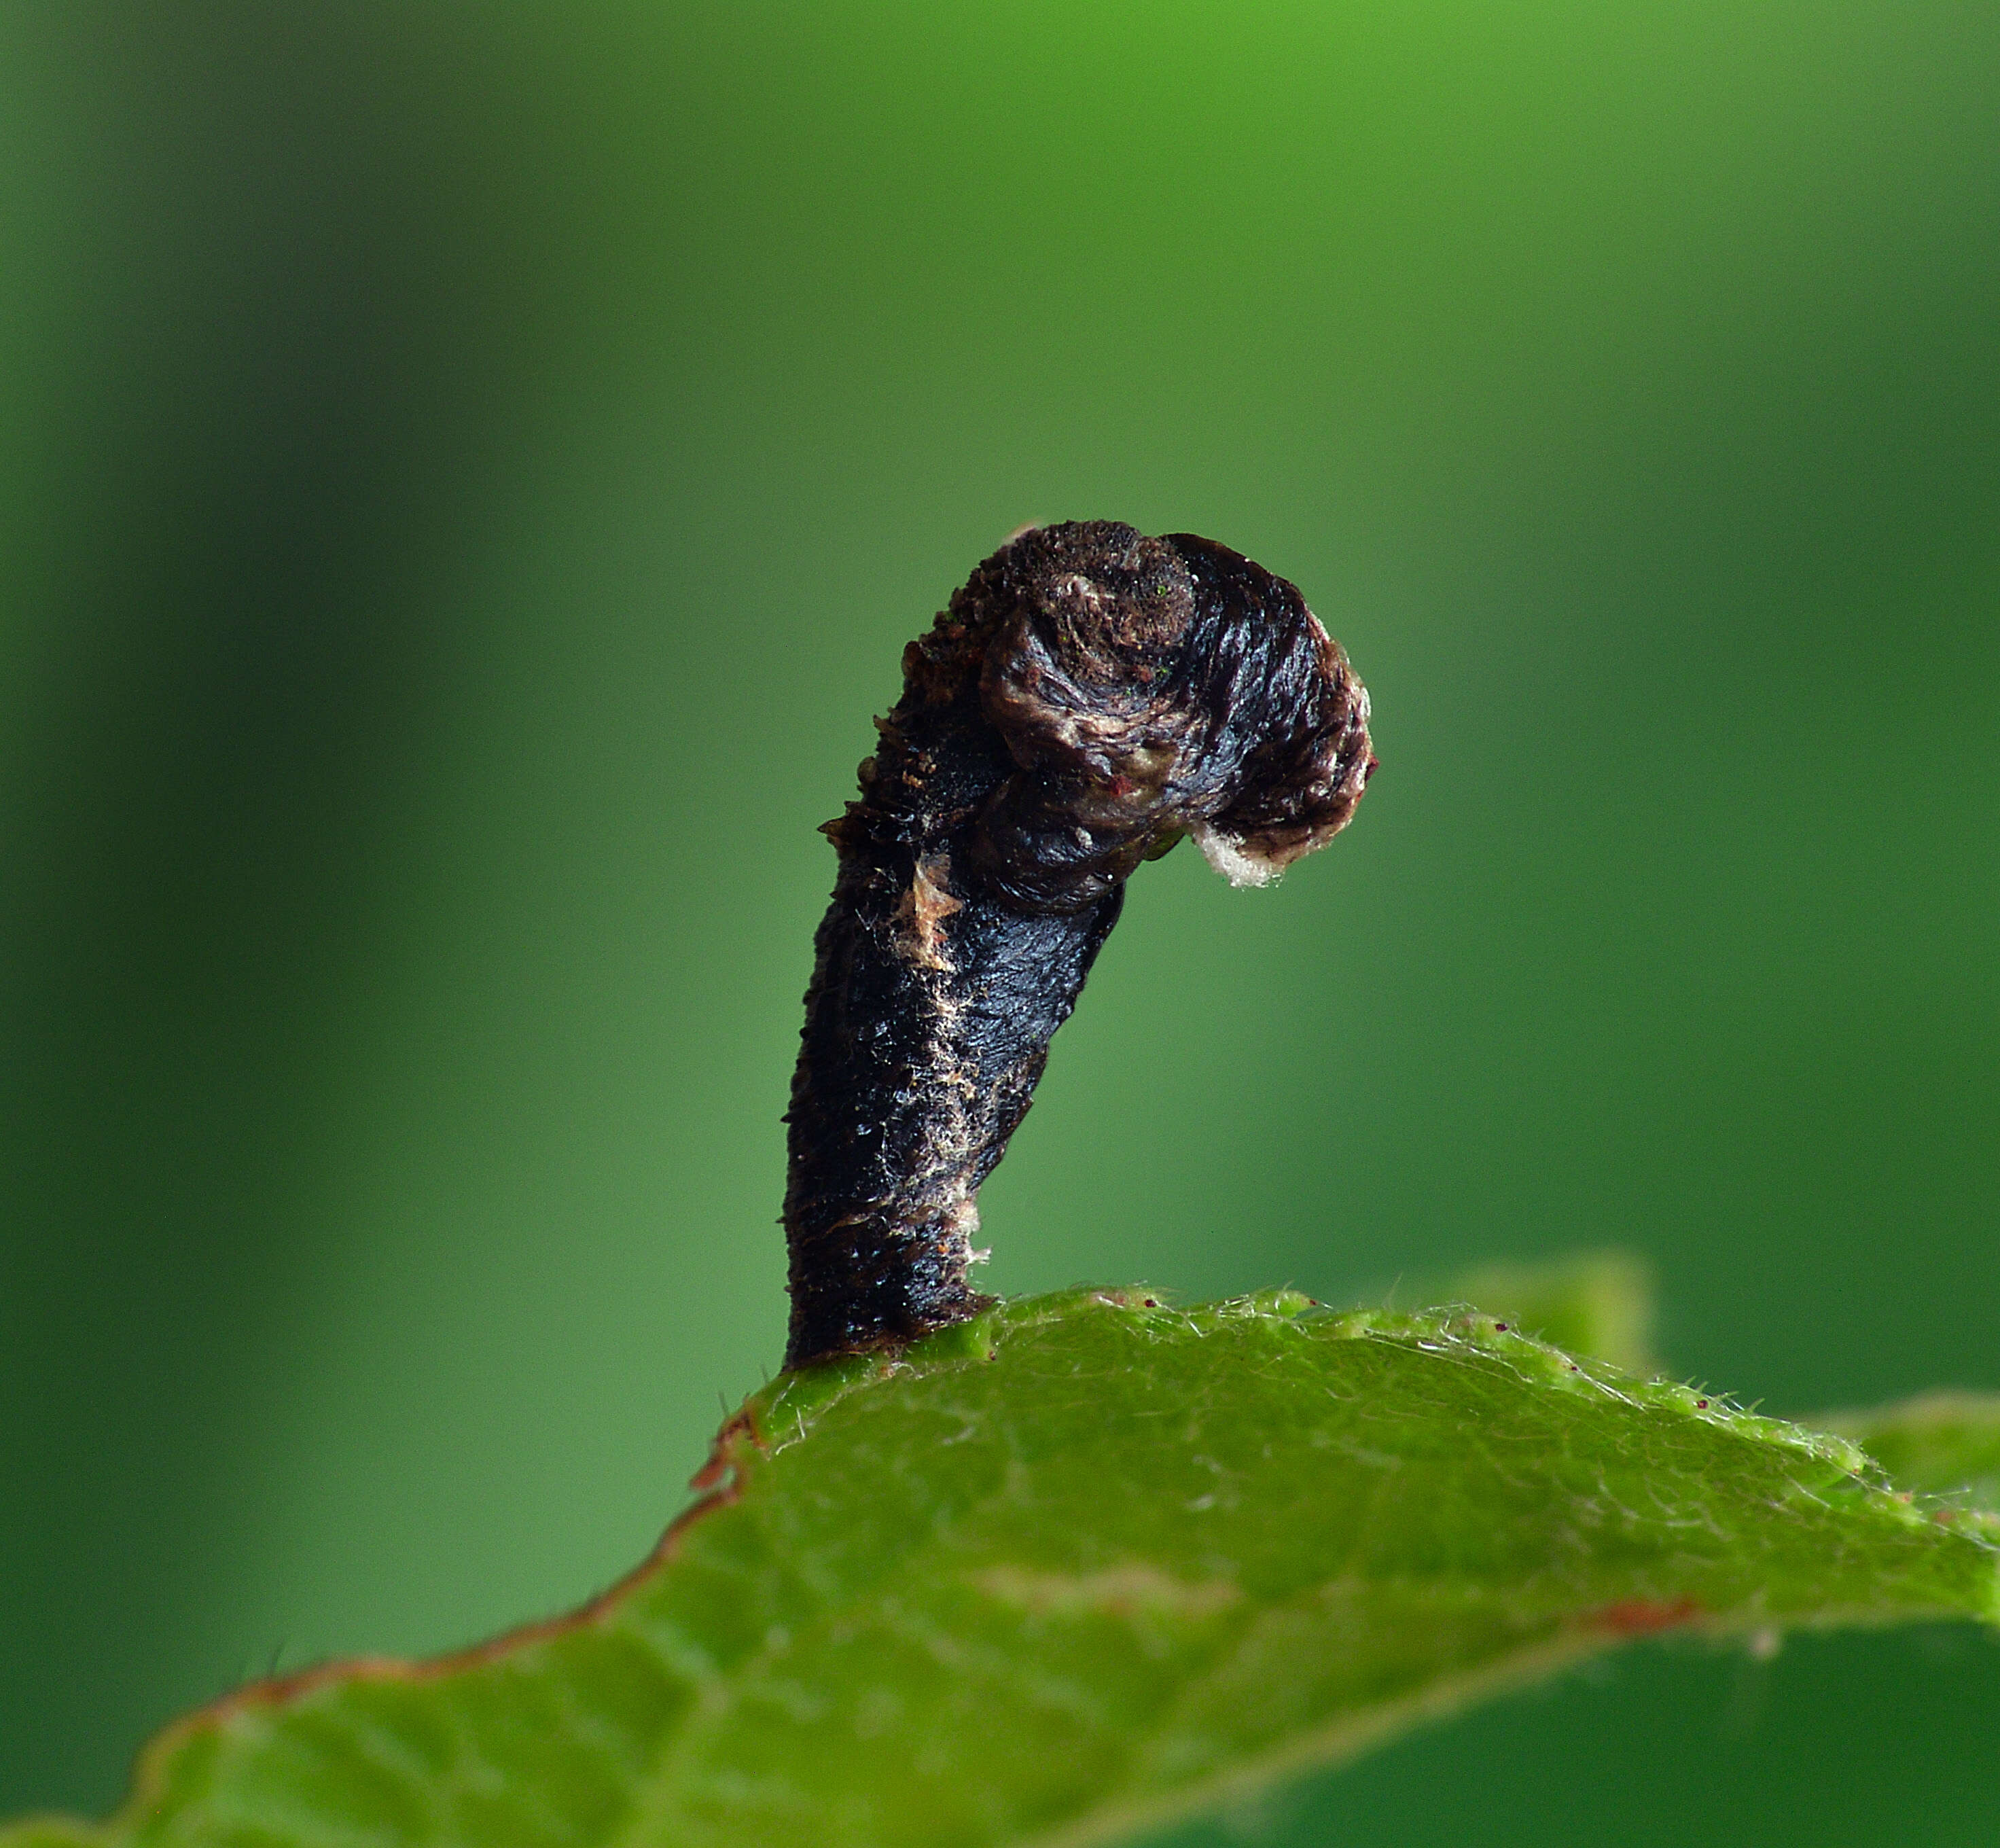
[10,1288,1996,1848]
[1825,1391,2000,1515]
[1445,1248,1658,1375]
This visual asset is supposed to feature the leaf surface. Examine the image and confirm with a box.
[1445,1249,1657,1374]
[1826,1391,2000,1516]
[9,1289,1996,1848]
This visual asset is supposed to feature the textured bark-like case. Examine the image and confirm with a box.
[783,523,1372,1367]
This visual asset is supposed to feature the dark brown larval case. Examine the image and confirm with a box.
[783,522,1373,1368]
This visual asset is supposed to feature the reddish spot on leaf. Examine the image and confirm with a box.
[688,1408,760,1491]
[1584,1595,1702,1637]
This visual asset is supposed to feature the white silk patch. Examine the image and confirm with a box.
[1192,823,1282,889]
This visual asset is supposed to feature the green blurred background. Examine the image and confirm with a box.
[3,0,1997,1838]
